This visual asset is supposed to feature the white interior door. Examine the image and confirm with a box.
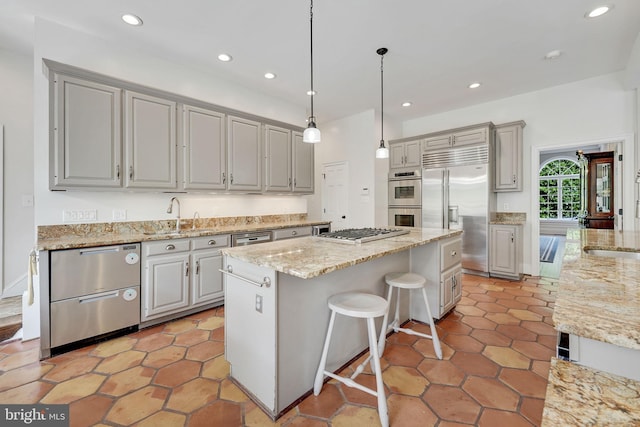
[322,161,349,229]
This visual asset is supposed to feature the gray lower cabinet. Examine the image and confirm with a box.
[228,115,262,191]
[489,224,522,279]
[142,235,229,323]
[124,91,177,189]
[494,121,525,192]
[416,236,463,320]
[183,105,226,190]
[51,73,122,189]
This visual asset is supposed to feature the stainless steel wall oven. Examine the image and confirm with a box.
[388,169,421,227]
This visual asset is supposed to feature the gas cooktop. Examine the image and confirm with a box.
[315,227,410,244]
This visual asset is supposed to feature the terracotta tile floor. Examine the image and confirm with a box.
[0,274,557,426]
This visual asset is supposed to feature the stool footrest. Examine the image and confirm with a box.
[324,371,378,397]
[396,327,433,340]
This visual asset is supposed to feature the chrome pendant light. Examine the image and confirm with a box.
[303,0,321,143]
[375,47,389,158]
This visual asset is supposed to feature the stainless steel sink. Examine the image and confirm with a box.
[584,249,640,259]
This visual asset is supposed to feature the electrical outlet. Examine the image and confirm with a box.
[503,203,509,211]
[113,209,127,221]
[255,295,263,313]
[21,195,34,207]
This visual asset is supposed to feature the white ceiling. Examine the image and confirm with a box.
[1,0,640,124]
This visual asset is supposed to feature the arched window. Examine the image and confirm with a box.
[539,158,581,219]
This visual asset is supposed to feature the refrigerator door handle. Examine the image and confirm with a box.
[448,205,459,224]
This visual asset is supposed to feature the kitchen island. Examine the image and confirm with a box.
[220,227,462,419]
[542,228,640,425]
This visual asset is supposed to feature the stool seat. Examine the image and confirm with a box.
[384,272,426,289]
[328,292,388,318]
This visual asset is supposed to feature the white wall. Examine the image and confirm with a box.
[0,49,34,296]
[32,18,308,228]
[403,72,637,275]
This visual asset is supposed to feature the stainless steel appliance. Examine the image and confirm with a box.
[422,144,496,274]
[312,224,331,235]
[49,244,141,349]
[388,169,421,207]
[232,231,272,246]
[315,227,409,244]
[389,207,421,228]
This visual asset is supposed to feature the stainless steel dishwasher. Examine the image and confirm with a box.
[231,231,272,246]
[49,243,141,348]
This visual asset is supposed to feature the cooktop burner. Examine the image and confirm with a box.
[315,227,410,244]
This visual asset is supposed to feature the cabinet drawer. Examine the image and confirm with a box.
[192,234,230,250]
[272,226,312,240]
[144,239,190,256]
[441,238,462,271]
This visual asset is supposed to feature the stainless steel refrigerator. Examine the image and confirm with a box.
[422,145,496,274]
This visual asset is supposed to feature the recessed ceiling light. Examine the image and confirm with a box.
[264,72,276,79]
[402,102,412,107]
[307,90,317,96]
[585,5,612,18]
[122,14,143,26]
[544,49,563,60]
[217,54,232,62]
[468,82,481,89]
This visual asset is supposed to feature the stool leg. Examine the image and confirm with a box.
[314,310,337,395]
[421,287,442,359]
[377,285,394,357]
[367,317,389,427]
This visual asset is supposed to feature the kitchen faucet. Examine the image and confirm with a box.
[167,197,181,232]
[192,211,200,230]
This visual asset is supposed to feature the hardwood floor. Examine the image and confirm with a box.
[538,235,566,279]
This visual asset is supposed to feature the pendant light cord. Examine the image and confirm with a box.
[380,52,384,142]
[309,0,315,121]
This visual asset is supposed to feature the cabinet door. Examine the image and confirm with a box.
[264,125,292,192]
[440,270,454,314]
[293,131,314,193]
[125,91,177,189]
[228,116,262,191]
[143,253,190,320]
[452,268,462,304]
[489,225,517,274]
[494,124,522,191]
[389,143,406,168]
[404,140,421,167]
[452,127,487,147]
[423,134,451,150]
[183,105,226,190]
[52,74,122,188]
[192,249,224,306]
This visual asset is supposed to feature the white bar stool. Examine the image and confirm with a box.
[379,272,443,360]
[313,291,389,427]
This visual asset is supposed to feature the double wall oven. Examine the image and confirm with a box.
[388,169,421,227]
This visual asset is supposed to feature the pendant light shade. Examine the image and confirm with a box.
[376,47,389,158]
[303,0,321,143]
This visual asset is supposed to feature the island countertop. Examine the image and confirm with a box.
[220,227,462,279]
[553,228,640,350]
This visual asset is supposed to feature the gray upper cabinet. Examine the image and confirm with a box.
[494,121,525,192]
[227,115,262,191]
[389,140,420,169]
[51,74,122,189]
[292,131,314,193]
[423,125,489,151]
[183,105,226,190]
[124,91,177,189]
[264,125,292,192]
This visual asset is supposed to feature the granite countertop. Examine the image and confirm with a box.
[553,228,640,350]
[489,211,526,225]
[542,357,640,426]
[220,228,462,279]
[36,214,330,251]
